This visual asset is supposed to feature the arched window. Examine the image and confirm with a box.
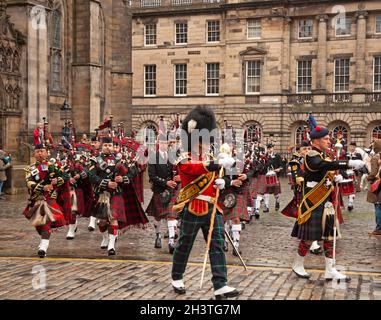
[136,123,158,152]
[50,2,63,92]
[332,125,349,142]
[372,125,381,141]
[246,123,262,142]
[295,125,308,146]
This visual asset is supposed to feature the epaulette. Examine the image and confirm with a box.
[307,150,321,157]
[174,152,191,165]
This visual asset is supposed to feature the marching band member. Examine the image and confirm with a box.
[87,136,147,256]
[291,126,364,281]
[171,106,240,300]
[65,144,93,240]
[146,132,181,254]
[87,135,101,232]
[254,143,282,216]
[282,141,322,255]
[220,143,257,256]
[23,144,71,258]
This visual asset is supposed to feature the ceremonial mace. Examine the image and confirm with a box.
[200,166,225,289]
[333,141,343,267]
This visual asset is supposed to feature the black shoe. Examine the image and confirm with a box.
[108,248,116,256]
[88,226,95,232]
[215,289,240,300]
[241,222,246,230]
[168,243,175,254]
[232,247,242,257]
[37,250,46,258]
[155,236,162,249]
[275,202,280,211]
[263,207,269,213]
[173,286,186,294]
[348,205,353,212]
[223,241,228,252]
[66,236,74,240]
[255,212,260,219]
[310,247,323,255]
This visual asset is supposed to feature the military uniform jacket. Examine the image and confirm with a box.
[148,151,174,194]
[25,160,67,201]
[88,153,138,195]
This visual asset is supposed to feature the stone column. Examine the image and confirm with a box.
[354,11,368,92]
[110,0,132,133]
[281,17,292,95]
[316,15,328,93]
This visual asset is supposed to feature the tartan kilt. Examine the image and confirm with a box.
[281,192,302,219]
[257,174,281,195]
[72,187,85,216]
[121,185,149,229]
[222,187,250,222]
[167,185,180,220]
[57,182,72,225]
[291,203,324,241]
[146,192,172,220]
[249,177,258,199]
[23,197,66,228]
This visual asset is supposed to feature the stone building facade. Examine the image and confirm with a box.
[131,0,381,154]
[0,0,133,164]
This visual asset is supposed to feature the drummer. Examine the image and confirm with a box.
[264,143,283,212]
[346,142,368,211]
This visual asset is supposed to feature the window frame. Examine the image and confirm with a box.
[174,22,188,45]
[247,19,261,39]
[335,16,352,37]
[245,60,261,95]
[333,58,350,93]
[144,23,157,46]
[206,20,220,43]
[174,64,187,96]
[205,62,220,96]
[298,19,313,39]
[374,56,381,92]
[375,15,381,34]
[144,64,157,97]
[296,60,312,94]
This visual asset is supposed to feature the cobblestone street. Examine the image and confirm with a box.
[0,179,380,300]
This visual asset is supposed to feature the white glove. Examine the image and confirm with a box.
[218,156,235,169]
[334,174,344,183]
[348,159,365,170]
[214,178,225,190]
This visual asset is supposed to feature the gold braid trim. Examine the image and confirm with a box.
[297,171,334,225]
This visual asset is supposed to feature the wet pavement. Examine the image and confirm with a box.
[0,178,380,300]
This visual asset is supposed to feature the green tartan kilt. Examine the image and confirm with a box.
[145,193,172,220]
[222,186,251,222]
[291,203,324,241]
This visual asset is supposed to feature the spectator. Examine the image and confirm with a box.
[367,139,381,236]
[0,149,11,200]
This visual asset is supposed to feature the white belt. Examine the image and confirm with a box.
[195,195,214,203]
[306,181,318,188]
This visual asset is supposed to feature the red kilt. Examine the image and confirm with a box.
[167,185,180,220]
[23,197,66,228]
[257,174,281,195]
[146,193,173,220]
[121,184,149,230]
[57,182,72,225]
[221,186,250,223]
[132,171,145,204]
[249,177,258,199]
[281,192,302,219]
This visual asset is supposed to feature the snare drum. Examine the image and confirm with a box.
[346,169,355,181]
[339,179,355,196]
[265,171,278,186]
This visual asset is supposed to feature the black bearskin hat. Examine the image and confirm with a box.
[181,106,217,152]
